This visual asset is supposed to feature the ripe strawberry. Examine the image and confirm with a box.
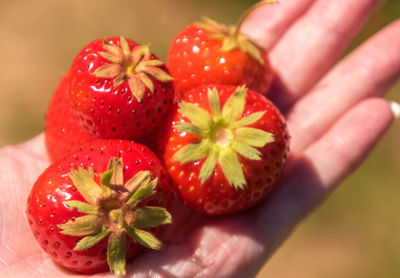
[162,85,289,215]
[26,140,172,276]
[167,1,276,100]
[69,37,174,140]
[45,73,94,161]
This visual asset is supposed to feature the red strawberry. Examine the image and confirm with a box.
[26,139,172,276]
[69,37,174,140]
[167,1,277,100]
[45,73,94,161]
[162,84,289,215]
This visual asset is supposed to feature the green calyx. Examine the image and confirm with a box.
[195,18,264,65]
[173,86,274,190]
[91,37,173,102]
[194,0,278,65]
[58,157,172,277]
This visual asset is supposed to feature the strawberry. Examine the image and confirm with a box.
[68,37,174,140]
[167,1,276,100]
[26,139,172,276]
[162,84,289,215]
[45,73,94,161]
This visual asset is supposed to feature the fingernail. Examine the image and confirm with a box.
[390,101,400,119]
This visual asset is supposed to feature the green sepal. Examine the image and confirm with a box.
[69,168,102,205]
[125,170,151,194]
[178,101,213,130]
[126,178,157,208]
[58,215,101,236]
[208,87,221,120]
[98,51,122,64]
[108,233,126,277]
[92,64,121,79]
[74,226,110,251]
[194,17,265,65]
[63,200,98,215]
[139,72,154,92]
[221,37,239,52]
[145,66,174,82]
[103,39,121,57]
[133,206,172,228]
[100,169,113,197]
[221,85,247,122]
[194,17,225,33]
[234,111,266,127]
[175,122,206,137]
[218,148,246,190]
[199,146,218,184]
[173,139,211,164]
[108,157,124,186]
[235,127,274,147]
[142,59,164,67]
[231,141,262,160]
[238,37,264,65]
[129,76,146,102]
[125,225,162,250]
[120,36,131,58]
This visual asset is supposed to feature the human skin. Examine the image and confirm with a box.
[0,0,399,277]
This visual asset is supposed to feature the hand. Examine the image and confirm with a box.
[0,0,399,277]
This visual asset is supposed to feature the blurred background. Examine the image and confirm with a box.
[0,0,399,277]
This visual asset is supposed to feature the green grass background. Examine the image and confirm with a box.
[0,0,398,277]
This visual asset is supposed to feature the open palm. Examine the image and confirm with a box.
[1,1,399,277]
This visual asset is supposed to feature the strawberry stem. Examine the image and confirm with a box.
[234,0,279,38]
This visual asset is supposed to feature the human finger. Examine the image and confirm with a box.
[268,0,382,109]
[286,20,400,153]
[241,0,316,50]
[251,98,396,264]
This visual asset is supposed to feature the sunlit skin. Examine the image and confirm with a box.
[1,0,399,277]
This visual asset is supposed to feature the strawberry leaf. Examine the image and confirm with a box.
[221,37,239,52]
[133,206,172,228]
[234,111,266,127]
[58,215,101,236]
[218,147,246,190]
[175,122,206,137]
[126,178,157,208]
[221,85,247,122]
[100,169,113,197]
[103,39,122,57]
[125,226,162,250]
[98,51,122,64]
[231,141,262,160]
[199,147,218,184]
[92,64,122,78]
[125,170,152,194]
[173,139,211,164]
[108,233,126,277]
[145,66,174,82]
[139,72,154,92]
[238,37,264,65]
[107,157,124,186]
[208,87,221,120]
[120,36,131,58]
[70,168,102,205]
[178,101,213,130]
[74,226,110,251]
[235,127,274,147]
[128,76,146,102]
[64,200,98,215]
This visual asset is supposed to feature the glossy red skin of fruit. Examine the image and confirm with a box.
[167,24,273,100]
[69,37,174,140]
[162,85,289,215]
[26,140,172,274]
[45,74,94,162]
